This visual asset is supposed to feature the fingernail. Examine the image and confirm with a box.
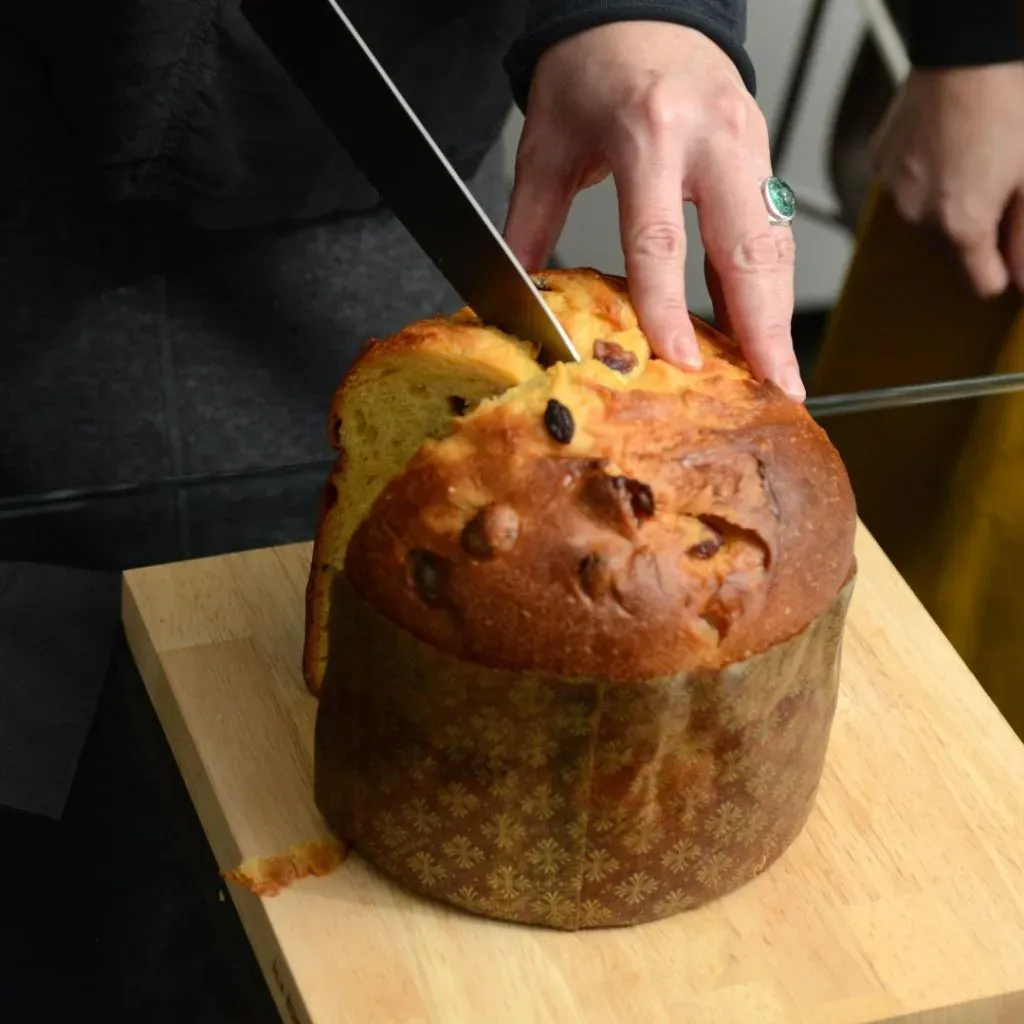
[772,365,806,402]
[669,333,703,371]
[675,348,703,372]
[680,350,703,371]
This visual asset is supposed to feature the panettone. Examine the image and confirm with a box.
[305,267,857,930]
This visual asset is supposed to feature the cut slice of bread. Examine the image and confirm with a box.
[302,310,543,695]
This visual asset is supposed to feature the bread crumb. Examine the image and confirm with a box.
[223,839,347,898]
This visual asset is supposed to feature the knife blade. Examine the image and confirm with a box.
[806,370,1024,419]
[239,0,579,365]
[7,372,1024,520]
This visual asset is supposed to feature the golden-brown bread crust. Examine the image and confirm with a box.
[343,310,856,682]
[303,451,346,695]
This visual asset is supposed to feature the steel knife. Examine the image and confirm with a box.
[806,370,1024,419]
[6,372,1024,519]
[239,0,579,365]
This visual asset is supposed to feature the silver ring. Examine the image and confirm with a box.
[760,176,796,227]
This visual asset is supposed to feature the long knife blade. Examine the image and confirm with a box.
[239,0,579,365]
[7,373,1024,520]
[806,370,1024,419]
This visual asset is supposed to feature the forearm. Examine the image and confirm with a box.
[907,0,1024,69]
[504,0,755,109]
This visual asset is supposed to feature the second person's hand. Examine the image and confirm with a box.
[504,21,803,400]
[872,63,1024,299]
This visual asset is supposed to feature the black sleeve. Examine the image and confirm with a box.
[907,0,1024,69]
[504,0,755,111]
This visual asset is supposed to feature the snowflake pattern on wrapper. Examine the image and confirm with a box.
[313,572,855,930]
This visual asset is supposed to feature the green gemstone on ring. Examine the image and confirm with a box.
[763,176,797,223]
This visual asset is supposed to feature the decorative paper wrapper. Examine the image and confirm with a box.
[315,570,856,931]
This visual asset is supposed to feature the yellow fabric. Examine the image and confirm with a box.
[810,186,1024,735]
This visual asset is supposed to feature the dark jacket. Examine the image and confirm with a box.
[908,0,1023,69]
[11,1,753,231]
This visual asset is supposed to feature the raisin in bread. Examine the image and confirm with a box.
[306,267,857,929]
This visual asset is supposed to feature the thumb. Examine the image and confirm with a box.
[504,143,574,271]
[957,216,1011,298]
[1004,187,1024,293]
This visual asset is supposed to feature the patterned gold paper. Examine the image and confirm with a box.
[315,571,855,930]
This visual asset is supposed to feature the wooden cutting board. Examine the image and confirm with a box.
[122,527,1024,1024]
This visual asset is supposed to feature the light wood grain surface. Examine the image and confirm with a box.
[122,527,1024,1024]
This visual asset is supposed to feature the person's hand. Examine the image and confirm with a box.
[872,63,1024,297]
[504,22,803,400]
